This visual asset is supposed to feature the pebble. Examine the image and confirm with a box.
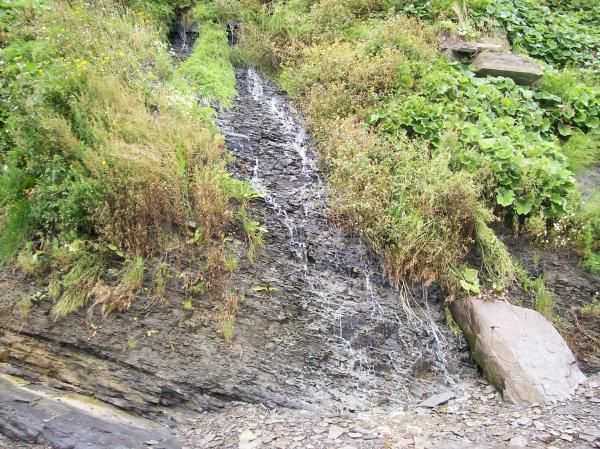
[509,435,528,447]
[165,379,599,449]
[328,425,346,440]
[560,433,574,441]
[413,436,427,449]
[580,433,597,443]
[406,425,422,435]
[516,417,532,427]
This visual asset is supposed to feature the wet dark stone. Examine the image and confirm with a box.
[0,376,181,449]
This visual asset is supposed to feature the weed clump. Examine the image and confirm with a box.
[51,251,106,320]
[179,23,238,106]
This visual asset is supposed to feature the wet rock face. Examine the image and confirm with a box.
[217,67,474,409]
[0,375,181,449]
[169,12,198,59]
[0,67,473,417]
[451,298,586,404]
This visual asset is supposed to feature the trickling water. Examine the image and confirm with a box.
[217,67,472,409]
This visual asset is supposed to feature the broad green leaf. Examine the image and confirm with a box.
[497,188,516,207]
[495,147,513,160]
[463,268,479,283]
[586,116,599,129]
[514,198,533,215]
[557,123,573,136]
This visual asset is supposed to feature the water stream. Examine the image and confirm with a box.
[217,67,474,409]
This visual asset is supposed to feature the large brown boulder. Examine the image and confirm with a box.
[473,51,544,85]
[451,298,585,404]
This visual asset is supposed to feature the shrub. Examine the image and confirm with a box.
[322,118,486,287]
[536,71,600,137]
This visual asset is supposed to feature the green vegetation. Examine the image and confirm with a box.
[152,263,171,299]
[179,22,238,106]
[0,0,261,331]
[52,251,106,320]
[531,276,558,321]
[182,298,194,311]
[537,71,600,138]
[126,336,139,350]
[580,294,600,316]
[218,291,240,346]
[243,219,267,262]
[122,256,146,291]
[471,0,599,68]
[219,0,600,292]
[19,295,32,320]
[374,65,575,220]
[516,265,560,324]
[2,0,599,345]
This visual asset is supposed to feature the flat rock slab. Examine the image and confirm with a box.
[417,391,456,408]
[473,51,543,85]
[451,298,585,404]
[0,374,181,449]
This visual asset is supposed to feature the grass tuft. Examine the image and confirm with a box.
[51,252,106,320]
[179,23,237,106]
[475,219,516,290]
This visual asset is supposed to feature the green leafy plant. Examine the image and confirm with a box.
[458,267,481,294]
[189,282,205,296]
[182,299,194,311]
[536,71,600,138]
[376,64,576,221]
[471,0,600,67]
[243,219,267,262]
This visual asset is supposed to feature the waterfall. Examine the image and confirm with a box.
[218,66,467,409]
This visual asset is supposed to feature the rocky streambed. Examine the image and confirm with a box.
[2,373,599,449]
